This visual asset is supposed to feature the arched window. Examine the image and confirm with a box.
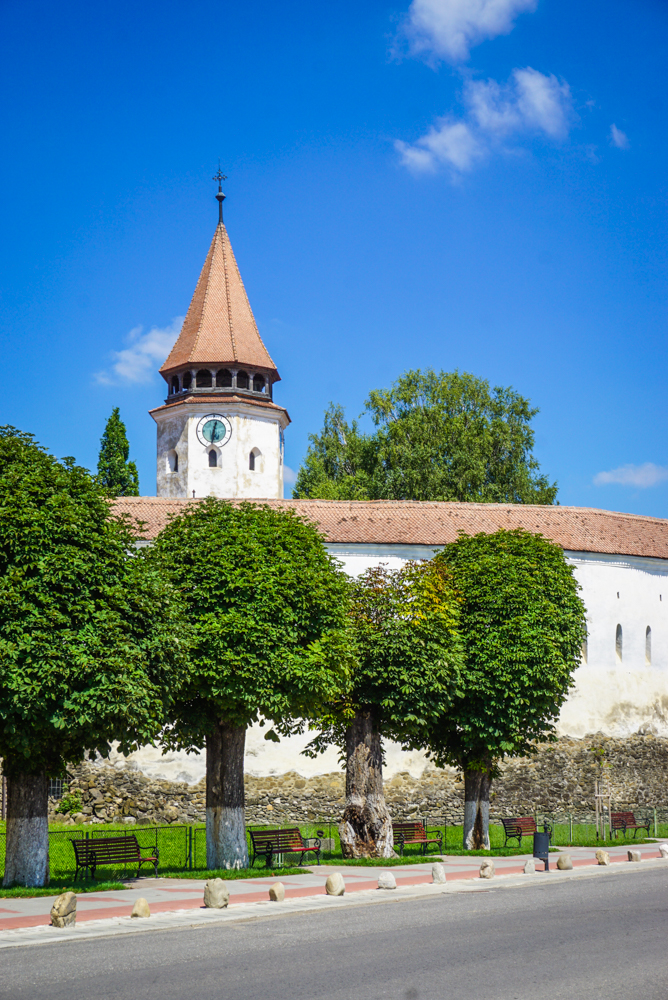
[170,376,179,394]
[236,370,249,390]
[615,624,623,663]
[182,371,192,390]
[216,368,233,388]
[646,626,652,664]
[253,374,265,393]
[167,450,178,473]
[581,638,588,665]
[196,369,212,388]
[249,447,261,472]
[209,449,218,468]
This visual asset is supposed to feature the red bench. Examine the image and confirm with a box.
[610,812,651,839]
[249,827,321,868]
[392,821,443,856]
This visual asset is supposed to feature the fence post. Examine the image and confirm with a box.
[654,808,658,838]
[569,813,573,844]
[188,826,193,870]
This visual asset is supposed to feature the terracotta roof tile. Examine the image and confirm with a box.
[159,223,277,376]
[111,498,668,560]
[149,394,289,418]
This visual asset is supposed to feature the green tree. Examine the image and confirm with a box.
[97,407,140,496]
[293,370,557,504]
[0,428,188,886]
[304,562,463,859]
[150,499,354,870]
[420,529,587,849]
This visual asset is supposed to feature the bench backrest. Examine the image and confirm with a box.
[250,828,305,852]
[502,817,537,834]
[611,811,638,827]
[392,821,427,838]
[71,835,143,863]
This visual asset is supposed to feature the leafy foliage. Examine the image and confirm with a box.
[0,426,188,777]
[97,407,139,496]
[419,529,587,771]
[149,499,354,744]
[293,369,557,504]
[305,561,464,753]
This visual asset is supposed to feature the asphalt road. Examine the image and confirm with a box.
[2,868,667,1000]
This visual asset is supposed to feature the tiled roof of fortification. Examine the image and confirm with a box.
[111,498,668,560]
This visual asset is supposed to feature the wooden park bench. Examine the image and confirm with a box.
[71,835,159,880]
[610,811,651,839]
[249,827,321,868]
[501,817,552,849]
[392,821,443,857]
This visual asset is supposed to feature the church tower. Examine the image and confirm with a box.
[151,176,289,499]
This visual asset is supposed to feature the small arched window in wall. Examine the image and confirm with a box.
[236,371,249,390]
[646,626,652,665]
[581,638,588,665]
[182,371,192,390]
[249,447,261,472]
[615,624,623,664]
[253,374,265,393]
[196,369,212,388]
[170,376,179,394]
[167,450,178,473]
[216,368,233,387]
[209,449,218,468]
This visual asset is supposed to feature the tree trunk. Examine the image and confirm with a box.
[339,709,394,859]
[206,721,248,870]
[463,766,492,850]
[3,771,49,887]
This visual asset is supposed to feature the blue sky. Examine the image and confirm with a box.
[1,0,667,514]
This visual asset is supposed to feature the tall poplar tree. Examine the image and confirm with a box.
[97,408,140,496]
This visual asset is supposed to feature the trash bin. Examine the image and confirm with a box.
[533,830,550,871]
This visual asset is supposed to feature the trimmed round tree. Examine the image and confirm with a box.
[306,562,464,859]
[0,428,188,887]
[151,498,354,871]
[424,529,587,849]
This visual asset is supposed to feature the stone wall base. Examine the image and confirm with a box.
[48,734,668,827]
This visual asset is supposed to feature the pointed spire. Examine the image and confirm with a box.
[159,181,279,378]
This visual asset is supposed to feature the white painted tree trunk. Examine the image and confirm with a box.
[206,722,249,870]
[339,709,394,859]
[463,766,492,850]
[3,772,49,887]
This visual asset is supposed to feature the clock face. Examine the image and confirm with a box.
[196,414,232,448]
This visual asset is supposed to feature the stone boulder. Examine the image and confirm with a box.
[595,850,610,866]
[627,850,642,863]
[431,863,446,885]
[325,872,345,896]
[203,878,230,908]
[131,897,150,918]
[556,854,573,871]
[479,860,495,879]
[50,892,76,928]
[269,882,285,902]
[523,859,536,874]
[659,844,668,858]
[377,871,397,890]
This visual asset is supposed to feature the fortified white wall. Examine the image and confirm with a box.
[153,399,286,500]
[120,542,668,784]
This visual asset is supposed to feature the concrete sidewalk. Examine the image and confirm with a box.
[0,842,664,948]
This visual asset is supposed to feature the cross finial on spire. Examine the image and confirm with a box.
[213,162,227,224]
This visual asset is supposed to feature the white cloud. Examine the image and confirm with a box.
[594,463,668,489]
[397,67,574,173]
[610,123,629,149]
[283,465,298,486]
[403,0,538,63]
[95,317,184,385]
